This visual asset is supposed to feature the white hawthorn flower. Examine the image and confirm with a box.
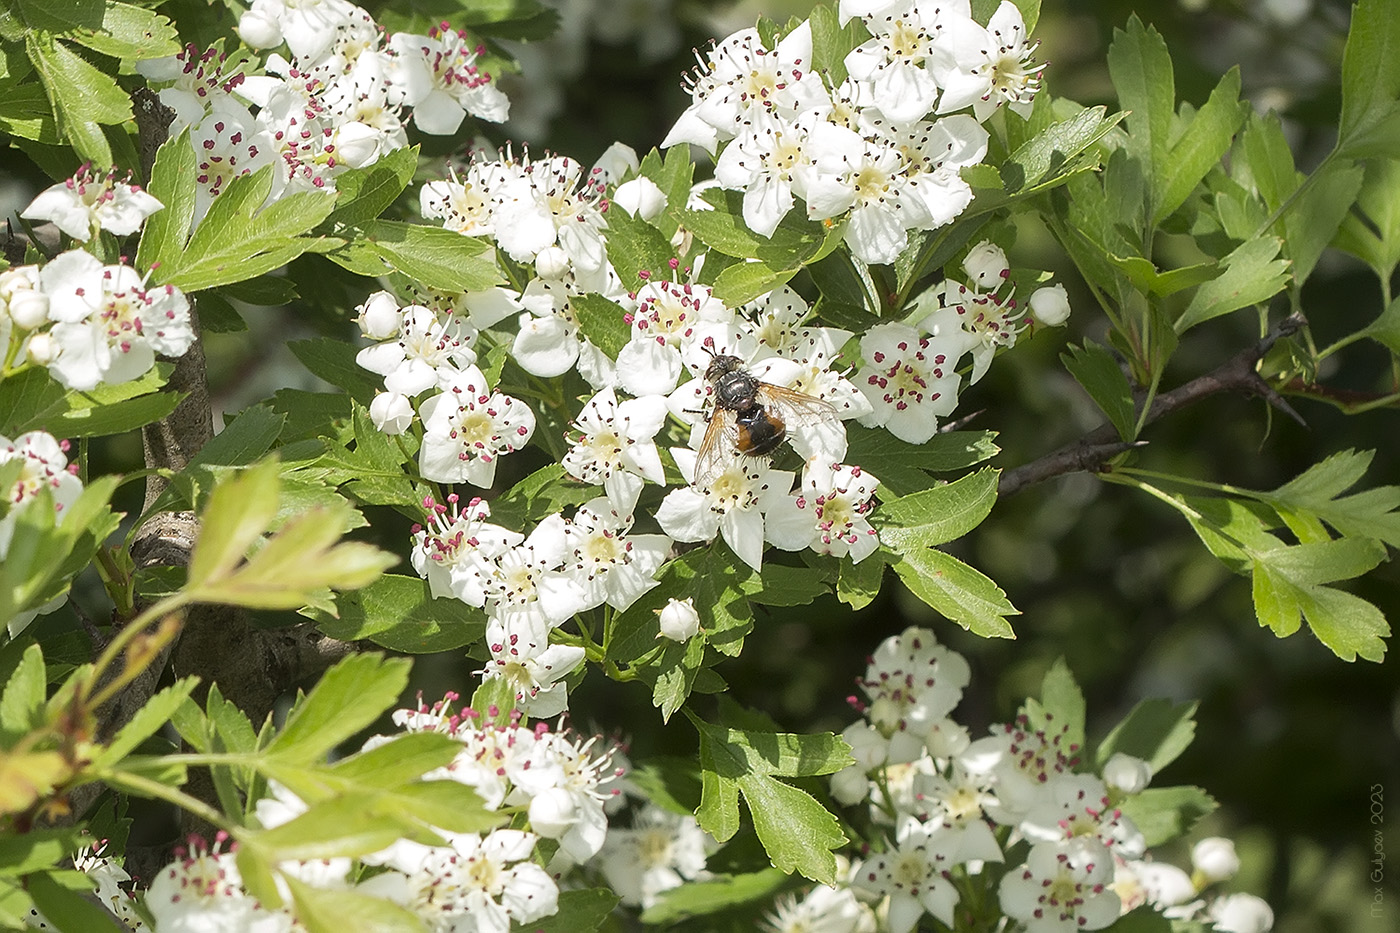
[842,2,972,126]
[764,882,875,933]
[917,277,1029,385]
[391,25,510,134]
[615,280,735,397]
[962,709,1081,826]
[598,805,716,908]
[852,816,964,933]
[565,498,670,613]
[358,829,558,933]
[145,837,291,933]
[417,366,536,487]
[355,301,479,397]
[22,166,163,241]
[409,494,522,606]
[855,322,962,444]
[488,154,607,272]
[765,463,881,563]
[655,448,796,571]
[1000,838,1121,932]
[39,251,194,391]
[562,387,669,512]
[933,0,1044,122]
[856,627,971,764]
[480,622,586,718]
[1019,773,1146,860]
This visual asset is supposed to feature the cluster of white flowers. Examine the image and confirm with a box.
[345,3,1074,721]
[134,0,509,222]
[794,626,1275,933]
[665,0,1039,265]
[7,171,194,393]
[112,694,715,932]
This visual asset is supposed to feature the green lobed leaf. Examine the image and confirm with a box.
[326,220,501,291]
[303,573,485,654]
[0,828,82,877]
[0,82,60,144]
[653,634,705,723]
[1154,67,1248,224]
[511,888,619,933]
[641,871,787,925]
[999,105,1123,197]
[91,678,198,767]
[1285,161,1365,287]
[572,293,632,360]
[1027,659,1086,757]
[327,732,462,786]
[288,337,381,405]
[844,425,999,497]
[888,547,1017,638]
[1095,698,1199,775]
[835,550,885,609]
[1118,786,1217,847]
[1254,450,1400,548]
[41,391,184,438]
[187,460,282,588]
[284,875,427,933]
[1338,0,1400,157]
[1335,159,1400,282]
[1175,237,1289,334]
[265,653,412,763]
[0,644,46,745]
[137,130,198,276]
[64,1,181,62]
[1061,340,1137,440]
[600,206,676,287]
[25,32,129,164]
[324,145,418,227]
[1106,15,1174,193]
[737,772,845,884]
[162,171,338,292]
[711,260,799,307]
[877,468,1000,549]
[679,189,829,270]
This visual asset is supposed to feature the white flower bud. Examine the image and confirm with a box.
[25,332,55,365]
[963,239,1009,289]
[655,597,699,641]
[356,290,401,339]
[613,177,667,221]
[369,392,414,435]
[1103,753,1154,794]
[8,291,50,330]
[1134,860,1197,908]
[331,122,383,169]
[527,786,580,839]
[238,9,283,49]
[1029,283,1071,326]
[593,142,640,186]
[829,763,871,806]
[1209,892,1274,933]
[1191,837,1240,883]
[534,245,571,280]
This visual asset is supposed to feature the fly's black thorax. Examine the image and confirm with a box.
[713,369,762,415]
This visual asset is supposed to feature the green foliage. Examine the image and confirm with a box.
[688,704,850,885]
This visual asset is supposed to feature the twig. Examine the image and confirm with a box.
[998,314,1306,496]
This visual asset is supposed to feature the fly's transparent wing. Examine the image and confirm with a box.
[759,383,845,462]
[693,406,741,490]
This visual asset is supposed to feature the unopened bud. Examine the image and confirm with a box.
[1192,837,1240,883]
[655,597,699,641]
[356,290,401,339]
[1029,283,1071,326]
[963,239,1009,289]
[369,392,414,435]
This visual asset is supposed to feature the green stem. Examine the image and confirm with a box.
[95,767,233,833]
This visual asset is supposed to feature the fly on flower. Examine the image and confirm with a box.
[694,344,840,489]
